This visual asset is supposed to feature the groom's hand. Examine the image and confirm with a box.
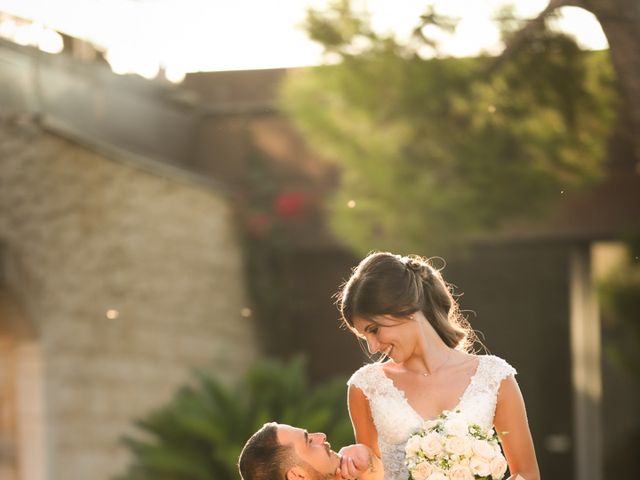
[337,444,378,480]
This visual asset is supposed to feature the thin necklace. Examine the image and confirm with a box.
[420,350,454,377]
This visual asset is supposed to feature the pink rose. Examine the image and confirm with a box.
[420,433,444,458]
[449,465,474,480]
[411,461,433,480]
[426,472,448,480]
[472,439,496,460]
[469,456,491,477]
[444,417,469,437]
[405,435,422,457]
[444,436,471,456]
[490,454,508,479]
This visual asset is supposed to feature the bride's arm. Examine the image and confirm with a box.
[335,385,382,480]
[493,376,540,480]
[347,384,381,459]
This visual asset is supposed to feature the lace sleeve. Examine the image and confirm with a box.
[347,363,378,399]
[458,356,518,428]
[488,355,517,392]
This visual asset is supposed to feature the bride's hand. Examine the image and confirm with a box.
[337,444,373,479]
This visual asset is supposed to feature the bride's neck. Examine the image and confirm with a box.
[405,339,452,375]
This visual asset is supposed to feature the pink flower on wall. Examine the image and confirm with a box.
[274,192,307,218]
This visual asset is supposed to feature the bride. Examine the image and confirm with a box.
[335,252,539,480]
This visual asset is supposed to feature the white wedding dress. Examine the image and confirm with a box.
[347,355,516,480]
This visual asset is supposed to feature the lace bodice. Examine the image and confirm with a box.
[347,355,516,480]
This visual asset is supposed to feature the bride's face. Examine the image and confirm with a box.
[352,314,419,362]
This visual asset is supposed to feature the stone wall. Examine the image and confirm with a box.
[0,116,258,480]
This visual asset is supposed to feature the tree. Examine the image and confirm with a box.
[281,0,617,254]
[495,0,640,163]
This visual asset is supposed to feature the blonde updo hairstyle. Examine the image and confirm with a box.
[337,251,475,352]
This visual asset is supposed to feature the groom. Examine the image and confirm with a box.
[238,422,382,480]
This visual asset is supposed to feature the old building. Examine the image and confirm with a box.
[0,38,258,480]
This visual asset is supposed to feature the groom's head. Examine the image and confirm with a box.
[238,422,340,480]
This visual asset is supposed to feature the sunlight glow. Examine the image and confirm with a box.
[0,16,63,53]
[549,6,608,50]
[165,66,186,84]
[0,0,609,79]
[450,17,502,57]
[37,26,63,53]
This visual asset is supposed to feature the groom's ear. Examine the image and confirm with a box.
[286,466,308,480]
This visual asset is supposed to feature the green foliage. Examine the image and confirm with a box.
[116,357,353,480]
[282,1,617,254]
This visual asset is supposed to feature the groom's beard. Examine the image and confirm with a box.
[298,461,335,480]
[309,469,335,480]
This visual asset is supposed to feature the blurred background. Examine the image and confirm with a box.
[0,0,639,479]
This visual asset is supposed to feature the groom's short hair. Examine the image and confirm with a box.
[238,422,296,480]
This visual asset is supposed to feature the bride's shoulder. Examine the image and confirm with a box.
[477,354,517,379]
[347,362,386,388]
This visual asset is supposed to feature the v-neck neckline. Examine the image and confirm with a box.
[378,355,483,422]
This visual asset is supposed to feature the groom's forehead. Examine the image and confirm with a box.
[276,424,307,446]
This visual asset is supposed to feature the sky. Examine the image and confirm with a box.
[0,0,608,82]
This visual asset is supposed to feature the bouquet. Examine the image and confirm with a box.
[405,410,508,480]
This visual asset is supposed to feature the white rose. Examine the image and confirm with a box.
[490,454,508,479]
[411,461,434,480]
[493,442,503,456]
[444,436,471,456]
[444,418,469,437]
[420,432,444,458]
[406,435,422,457]
[469,456,491,477]
[449,465,474,480]
[426,472,448,480]
[472,439,496,460]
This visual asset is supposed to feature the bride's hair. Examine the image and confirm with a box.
[336,251,475,352]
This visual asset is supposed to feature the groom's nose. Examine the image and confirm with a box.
[310,432,327,444]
